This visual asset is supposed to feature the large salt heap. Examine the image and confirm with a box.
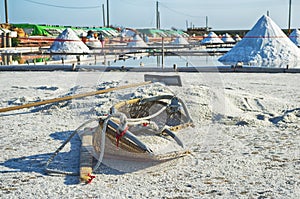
[289,29,300,47]
[218,15,300,67]
[49,28,90,60]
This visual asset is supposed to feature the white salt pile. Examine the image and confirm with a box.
[200,32,224,45]
[127,34,148,47]
[289,29,300,47]
[234,34,242,42]
[171,36,189,45]
[49,28,90,60]
[121,28,136,37]
[218,15,300,67]
[221,33,236,44]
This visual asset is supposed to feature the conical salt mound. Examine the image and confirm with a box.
[127,35,148,47]
[218,15,300,67]
[49,28,90,60]
[221,33,236,44]
[234,34,242,42]
[289,29,300,47]
[172,36,189,45]
[201,32,224,44]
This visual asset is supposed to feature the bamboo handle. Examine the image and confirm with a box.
[0,81,151,113]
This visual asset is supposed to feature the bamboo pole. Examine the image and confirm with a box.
[0,81,151,113]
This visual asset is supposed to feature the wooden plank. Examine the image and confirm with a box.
[79,128,94,183]
[0,81,151,113]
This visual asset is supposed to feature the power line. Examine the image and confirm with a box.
[159,2,205,19]
[23,0,102,9]
[115,0,151,7]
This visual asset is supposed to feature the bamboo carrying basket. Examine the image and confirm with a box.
[79,95,193,182]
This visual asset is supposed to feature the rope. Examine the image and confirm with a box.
[126,106,167,122]
[92,116,110,172]
[178,98,193,123]
[116,126,129,147]
[44,118,100,176]
[92,109,168,172]
[45,113,125,176]
[92,112,128,172]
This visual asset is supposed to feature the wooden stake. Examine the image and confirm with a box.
[79,128,94,183]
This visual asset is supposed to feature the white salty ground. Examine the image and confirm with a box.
[0,71,299,199]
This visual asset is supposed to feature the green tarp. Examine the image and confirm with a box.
[12,24,65,36]
[12,23,119,37]
[12,24,187,38]
[137,28,189,37]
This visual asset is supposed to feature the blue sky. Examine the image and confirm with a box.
[1,0,299,30]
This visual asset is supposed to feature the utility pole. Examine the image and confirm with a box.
[205,16,208,31]
[161,37,164,69]
[186,20,188,30]
[156,1,160,29]
[288,0,292,35]
[4,0,9,24]
[106,0,110,27]
[102,4,106,27]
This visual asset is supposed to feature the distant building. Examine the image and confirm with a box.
[186,27,211,36]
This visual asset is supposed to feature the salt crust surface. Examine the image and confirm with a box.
[0,71,299,198]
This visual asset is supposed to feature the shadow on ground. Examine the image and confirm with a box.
[1,131,84,185]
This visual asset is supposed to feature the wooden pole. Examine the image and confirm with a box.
[79,128,94,183]
[161,37,164,69]
[156,1,160,29]
[288,0,292,35]
[206,16,208,31]
[0,81,151,113]
[1,32,6,48]
[4,0,9,24]
[106,0,110,27]
[102,4,106,27]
